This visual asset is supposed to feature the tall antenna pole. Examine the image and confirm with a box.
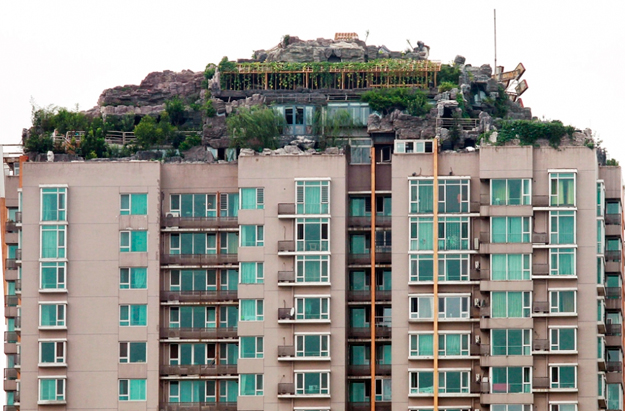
[494,9,497,78]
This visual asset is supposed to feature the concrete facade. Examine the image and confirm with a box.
[2,143,623,411]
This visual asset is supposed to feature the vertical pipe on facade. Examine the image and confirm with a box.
[370,146,376,411]
[433,139,440,411]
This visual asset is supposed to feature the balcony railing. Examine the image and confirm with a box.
[5,221,17,233]
[277,271,295,283]
[606,250,622,262]
[533,195,549,207]
[162,215,238,229]
[4,405,17,411]
[606,214,622,225]
[160,254,238,265]
[533,377,550,389]
[607,361,623,373]
[607,287,622,298]
[160,327,237,340]
[278,383,295,395]
[4,259,16,270]
[347,216,392,228]
[3,368,17,379]
[14,280,20,293]
[278,308,294,321]
[5,296,18,307]
[533,301,549,314]
[160,289,238,303]
[347,326,391,339]
[159,403,237,411]
[606,323,622,336]
[277,345,295,358]
[376,363,391,375]
[3,332,17,344]
[277,240,295,253]
[347,289,391,302]
[15,250,21,261]
[277,203,296,216]
[160,363,237,376]
[533,339,549,352]
[348,364,370,376]
[348,250,392,265]
[606,296,622,311]
[348,403,391,411]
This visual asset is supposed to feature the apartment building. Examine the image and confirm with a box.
[1,140,623,411]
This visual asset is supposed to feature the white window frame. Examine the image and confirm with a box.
[38,377,66,403]
[240,299,264,322]
[490,329,531,356]
[38,340,66,366]
[239,262,264,284]
[549,171,576,207]
[549,327,577,353]
[119,267,147,289]
[489,367,532,394]
[39,262,66,291]
[549,364,578,390]
[549,289,577,315]
[409,217,434,251]
[408,370,434,395]
[549,404,578,411]
[408,333,434,358]
[118,378,147,401]
[438,369,470,394]
[39,303,66,329]
[119,342,147,363]
[170,193,217,217]
[409,295,434,320]
[294,371,330,395]
[295,255,330,283]
[296,180,330,215]
[438,332,471,357]
[549,248,576,276]
[409,254,434,283]
[490,178,532,206]
[395,139,433,154]
[40,225,66,259]
[409,179,434,215]
[119,230,148,253]
[438,217,470,250]
[240,225,264,247]
[120,193,147,215]
[296,218,330,252]
[239,187,264,210]
[439,254,470,282]
[295,296,330,321]
[239,374,264,396]
[119,304,147,327]
[490,291,531,318]
[490,216,531,243]
[438,294,470,320]
[438,178,470,214]
[295,333,330,358]
[40,187,67,222]
[239,337,263,359]
[490,254,531,280]
[549,210,576,245]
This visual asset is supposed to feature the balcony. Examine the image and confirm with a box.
[160,363,237,376]
[347,289,392,302]
[277,382,295,396]
[347,403,391,411]
[277,271,295,284]
[533,376,550,390]
[533,195,549,207]
[347,326,391,339]
[607,371,623,384]
[4,406,17,411]
[278,308,294,321]
[160,289,237,303]
[277,345,295,358]
[277,240,295,253]
[532,263,549,276]
[606,214,622,225]
[4,368,17,380]
[4,332,17,344]
[5,296,18,307]
[3,380,16,391]
[532,232,548,244]
[4,307,17,318]
[277,203,296,217]
[160,403,237,411]
[376,363,391,375]
[348,364,370,376]
[161,215,238,229]
[4,259,17,270]
[606,250,622,263]
[160,254,238,266]
[348,249,392,265]
[5,221,17,233]
[606,295,622,311]
[347,216,392,229]
[606,323,622,336]
[533,339,549,352]
[533,301,549,314]
[160,327,237,340]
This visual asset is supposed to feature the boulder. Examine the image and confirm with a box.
[182,146,214,162]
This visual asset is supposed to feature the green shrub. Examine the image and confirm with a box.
[361,88,431,117]
[227,106,284,150]
[164,96,186,126]
[179,133,202,151]
[607,158,620,166]
[218,57,236,73]
[24,134,54,153]
[438,64,462,84]
[495,120,575,148]
[204,100,216,118]
[438,81,457,93]
[133,115,174,149]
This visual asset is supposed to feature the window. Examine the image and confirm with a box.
[296,181,330,215]
[438,295,470,319]
[170,270,217,291]
[169,381,217,403]
[240,262,263,284]
[295,297,330,320]
[40,303,65,328]
[598,220,605,254]
[492,405,532,411]
[295,334,329,357]
[350,138,372,164]
[375,378,392,401]
[296,255,329,283]
[120,305,147,326]
[40,262,66,290]
[608,383,623,410]
[39,378,65,402]
[170,194,217,217]
[491,254,531,280]
[439,370,470,393]
[170,233,217,255]
[607,201,621,215]
[438,217,469,250]
[409,334,433,357]
[491,217,530,243]
[295,372,329,395]
[240,374,263,396]
[41,187,66,221]
[409,296,434,320]
[409,255,433,282]
[491,329,531,355]
[120,193,147,215]
[395,139,433,154]
[39,341,66,364]
[240,337,263,359]
[410,217,433,250]
[327,102,370,126]
[119,268,147,289]
[275,105,314,135]
[439,254,470,281]
[491,292,531,318]
[550,328,576,352]
[491,367,531,393]
[410,179,434,214]
[491,179,531,205]
[550,405,577,411]
[409,371,434,394]
[219,192,239,217]
[438,179,470,213]
[240,299,264,321]
[550,290,576,314]
[550,211,575,244]
[240,225,264,247]
[550,365,577,389]
[41,225,66,258]
[296,218,329,251]
[120,231,147,252]
[550,248,575,276]
[439,333,470,357]
[169,343,216,365]
[119,342,147,363]
[550,172,575,206]
[220,232,238,254]
[240,188,264,210]
[119,379,147,401]
[349,196,371,217]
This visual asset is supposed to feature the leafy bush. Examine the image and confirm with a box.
[227,106,284,150]
[204,100,216,117]
[438,81,457,93]
[24,134,54,153]
[438,64,462,84]
[495,120,575,148]
[218,57,236,73]
[133,114,174,149]
[607,159,619,166]
[361,88,431,117]
[164,96,186,126]
[179,133,202,151]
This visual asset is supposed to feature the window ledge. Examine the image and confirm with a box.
[38,401,67,405]
[38,326,67,331]
[39,289,68,293]
[38,363,67,367]
[278,357,331,361]
[532,276,577,280]
[278,394,331,399]
[279,282,331,287]
[278,319,332,324]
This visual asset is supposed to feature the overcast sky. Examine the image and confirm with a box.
[1,0,624,162]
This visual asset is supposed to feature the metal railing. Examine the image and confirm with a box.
[277,345,295,357]
[159,363,237,376]
[159,403,237,411]
[5,259,16,270]
[532,232,548,244]
[159,327,237,340]
[347,216,392,228]
[277,203,296,215]
[277,383,295,395]
[436,117,479,130]
[606,323,622,336]
[4,332,17,344]
[348,250,392,265]
[277,241,295,253]
[347,326,392,339]
[4,221,17,232]
[606,250,622,262]
[162,215,238,229]
[533,301,549,314]
[607,361,623,373]
[533,195,549,207]
[533,263,549,276]
[160,290,237,303]
[606,214,622,225]
[160,254,238,265]
[533,377,550,389]
[348,364,370,376]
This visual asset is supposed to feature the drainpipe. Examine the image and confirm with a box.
[370,146,376,411]
[433,139,440,411]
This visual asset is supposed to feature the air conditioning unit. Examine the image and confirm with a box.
[473,238,480,250]
[167,212,180,218]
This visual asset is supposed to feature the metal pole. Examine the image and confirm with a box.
[370,146,376,411]
[433,139,440,411]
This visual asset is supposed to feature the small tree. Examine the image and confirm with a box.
[227,106,284,150]
[133,114,173,149]
[164,96,186,126]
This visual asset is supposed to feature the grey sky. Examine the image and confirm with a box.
[1,0,624,161]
